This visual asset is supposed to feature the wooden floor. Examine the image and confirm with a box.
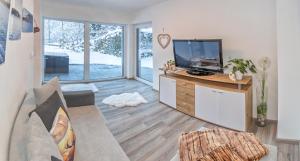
[94,79,300,161]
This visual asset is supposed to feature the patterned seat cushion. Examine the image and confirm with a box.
[179,128,268,161]
[200,145,244,161]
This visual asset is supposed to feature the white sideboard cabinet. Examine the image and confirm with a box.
[195,85,246,131]
[159,70,252,131]
[159,76,176,108]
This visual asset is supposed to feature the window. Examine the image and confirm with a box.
[136,26,153,83]
[43,19,84,81]
[89,24,124,80]
[43,18,125,82]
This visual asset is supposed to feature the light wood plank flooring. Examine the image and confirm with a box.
[94,79,300,161]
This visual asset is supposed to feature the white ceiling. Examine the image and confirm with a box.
[47,0,168,13]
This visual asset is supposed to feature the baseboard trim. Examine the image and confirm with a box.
[135,77,153,87]
[276,137,300,144]
[43,77,126,84]
[252,118,277,123]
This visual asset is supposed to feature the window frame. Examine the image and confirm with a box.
[42,17,126,83]
[134,23,153,86]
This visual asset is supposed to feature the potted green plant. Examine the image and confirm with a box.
[162,59,176,75]
[256,57,271,127]
[167,59,176,71]
[224,59,257,81]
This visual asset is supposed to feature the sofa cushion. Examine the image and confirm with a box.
[67,106,130,161]
[52,156,63,161]
[51,107,76,161]
[34,77,67,109]
[33,91,69,131]
[196,145,244,161]
[179,128,268,161]
[33,91,76,161]
[9,90,36,161]
[27,112,63,161]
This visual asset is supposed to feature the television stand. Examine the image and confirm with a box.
[159,69,253,132]
[186,69,215,76]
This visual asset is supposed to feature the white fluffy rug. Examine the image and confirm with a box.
[61,83,99,93]
[102,92,148,108]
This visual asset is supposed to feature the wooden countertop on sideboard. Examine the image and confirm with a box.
[165,69,252,85]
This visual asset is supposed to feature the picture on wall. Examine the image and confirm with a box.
[0,0,11,64]
[9,0,22,40]
[22,8,33,32]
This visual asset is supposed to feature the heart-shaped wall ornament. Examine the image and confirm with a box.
[157,34,171,49]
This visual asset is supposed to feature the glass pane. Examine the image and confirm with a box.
[43,19,84,81]
[89,24,124,80]
[137,27,153,82]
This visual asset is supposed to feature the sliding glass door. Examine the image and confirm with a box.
[43,19,84,81]
[43,18,124,82]
[89,24,124,80]
[136,26,153,83]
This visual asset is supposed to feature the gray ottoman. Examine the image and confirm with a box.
[63,90,95,107]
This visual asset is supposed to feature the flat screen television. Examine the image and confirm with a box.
[173,39,223,73]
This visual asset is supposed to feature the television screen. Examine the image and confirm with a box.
[173,39,223,72]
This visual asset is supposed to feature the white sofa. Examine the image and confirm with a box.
[9,90,130,161]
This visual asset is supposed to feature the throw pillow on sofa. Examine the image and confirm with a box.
[52,156,63,161]
[27,112,63,161]
[34,77,67,109]
[31,91,76,161]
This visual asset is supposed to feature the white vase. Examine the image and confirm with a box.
[235,71,244,80]
[229,72,237,81]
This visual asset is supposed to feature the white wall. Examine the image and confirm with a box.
[132,0,278,120]
[277,0,300,140]
[0,0,36,160]
[41,1,133,24]
[34,0,42,87]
